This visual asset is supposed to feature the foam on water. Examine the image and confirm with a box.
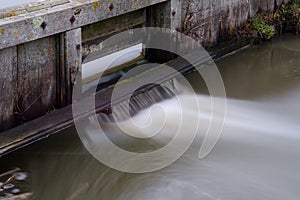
[27,88,300,199]
[78,89,300,200]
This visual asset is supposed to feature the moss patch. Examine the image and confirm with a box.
[235,0,300,44]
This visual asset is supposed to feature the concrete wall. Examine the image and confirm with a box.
[180,0,288,46]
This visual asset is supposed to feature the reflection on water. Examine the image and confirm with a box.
[0,34,300,199]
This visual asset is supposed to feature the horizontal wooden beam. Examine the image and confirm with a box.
[0,0,168,50]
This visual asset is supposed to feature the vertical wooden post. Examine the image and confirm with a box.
[17,37,57,122]
[57,33,66,107]
[0,47,17,132]
[147,1,171,28]
[146,0,183,31]
[63,28,82,105]
[145,1,171,63]
[170,0,183,31]
[145,0,184,63]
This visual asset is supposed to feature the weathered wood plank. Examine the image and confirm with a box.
[81,8,146,63]
[146,2,177,63]
[83,39,144,64]
[0,0,168,50]
[147,1,171,28]
[16,36,57,122]
[82,9,146,43]
[170,0,183,31]
[56,33,66,107]
[64,28,82,104]
[0,47,17,132]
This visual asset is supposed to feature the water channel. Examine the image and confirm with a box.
[0,34,299,199]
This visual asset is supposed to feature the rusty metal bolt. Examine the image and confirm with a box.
[172,10,176,16]
[109,3,114,11]
[40,21,47,30]
[70,15,76,24]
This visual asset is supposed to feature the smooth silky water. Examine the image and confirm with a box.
[0,34,300,199]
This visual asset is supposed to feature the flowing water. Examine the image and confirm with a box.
[0,34,300,199]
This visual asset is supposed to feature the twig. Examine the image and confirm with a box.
[0,168,20,179]
[0,175,16,189]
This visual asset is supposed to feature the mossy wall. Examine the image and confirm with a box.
[180,0,290,47]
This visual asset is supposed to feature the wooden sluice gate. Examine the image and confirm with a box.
[0,0,190,156]
[0,51,213,156]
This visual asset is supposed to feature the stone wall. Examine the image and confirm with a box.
[181,0,289,46]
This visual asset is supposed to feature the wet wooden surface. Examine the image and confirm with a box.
[17,36,57,122]
[64,28,82,104]
[0,47,17,132]
[82,9,146,61]
[82,9,146,43]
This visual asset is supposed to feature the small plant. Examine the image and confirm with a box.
[278,0,300,33]
[251,16,275,40]
[234,0,300,44]
[47,106,57,114]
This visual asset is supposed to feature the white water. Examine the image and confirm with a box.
[85,88,300,200]
[25,90,300,199]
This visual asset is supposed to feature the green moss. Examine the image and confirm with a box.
[234,0,300,44]
[47,106,57,114]
[277,0,300,33]
[251,16,275,40]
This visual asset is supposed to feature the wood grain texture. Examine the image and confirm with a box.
[64,28,82,104]
[0,0,167,50]
[0,47,17,132]
[17,36,57,122]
